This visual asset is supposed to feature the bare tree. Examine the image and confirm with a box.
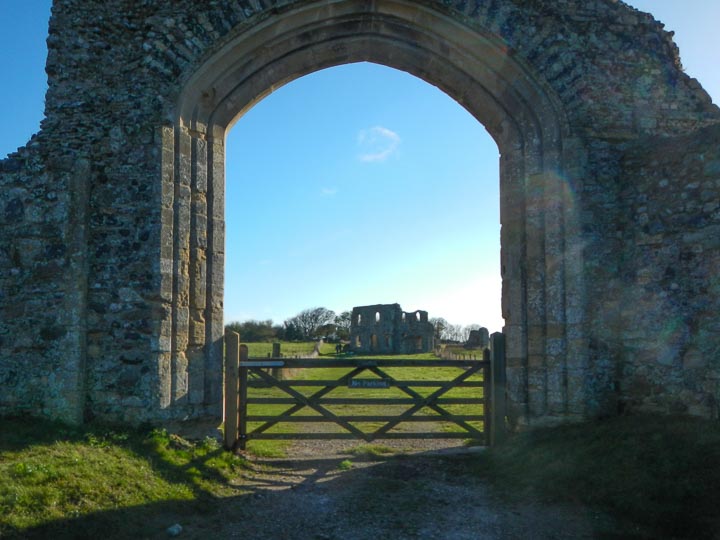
[285,307,336,340]
[430,318,487,343]
[446,323,464,342]
[429,317,448,341]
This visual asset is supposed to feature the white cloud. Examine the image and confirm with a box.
[357,126,401,162]
[320,187,338,197]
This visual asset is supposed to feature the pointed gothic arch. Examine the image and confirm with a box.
[162,0,586,427]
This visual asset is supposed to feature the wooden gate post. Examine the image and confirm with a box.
[483,347,492,446]
[271,342,282,380]
[238,344,249,451]
[489,332,508,446]
[224,330,240,450]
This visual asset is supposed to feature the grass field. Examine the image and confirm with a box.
[233,343,486,453]
[439,344,483,359]
[2,414,719,538]
[242,340,336,357]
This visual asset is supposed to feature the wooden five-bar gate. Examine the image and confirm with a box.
[224,332,507,451]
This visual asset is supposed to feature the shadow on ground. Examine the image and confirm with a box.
[7,450,623,540]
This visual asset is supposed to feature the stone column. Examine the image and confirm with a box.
[205,136,225,417]
[525,170,549,419]
[500,146,529,424]
[187,136,209,405]
[562,137,590,419]
[157,125,176,411]
[171,127,193,406]
[541,165,569,418]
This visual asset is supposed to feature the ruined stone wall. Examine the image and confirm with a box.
[612,125,720,416]
[1,0,718,425]
[350,304,434,354]
[1,2,172,423]
[461,0,718,138]
[0,139,86,423]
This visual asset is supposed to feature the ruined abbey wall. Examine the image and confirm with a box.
[0,0,718,426]
[615,125,720,416]
[349,304,435,354]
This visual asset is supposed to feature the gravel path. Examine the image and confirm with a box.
[169,436,621,539]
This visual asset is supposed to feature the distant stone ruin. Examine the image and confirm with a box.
[466,328,490,349]
[349,304,435,354]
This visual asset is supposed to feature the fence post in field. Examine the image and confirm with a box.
[489,332,508,446]
[238,345,249,450]
[271,342,282,379]
[224,330,240,450]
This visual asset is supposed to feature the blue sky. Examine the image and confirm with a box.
[224,63,500,328]
[2,1,718,332]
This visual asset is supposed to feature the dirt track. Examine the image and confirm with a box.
[169,438,621,539]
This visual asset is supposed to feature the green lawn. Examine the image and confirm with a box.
[440,344,483,359]
[242,340,336,357]
[235,346,485,453]
[241,353,487,452]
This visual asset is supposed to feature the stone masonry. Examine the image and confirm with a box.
[349,304,435,354]
[0,0,718,428]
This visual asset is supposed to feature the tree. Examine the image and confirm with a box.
[282,321,303,341]
[224,319,276,342]
[334,311,352,340]
[446,323,464,342]
[429,317,448,342]
[272,323,286,341]
[428,318,487,343]
[284,307,336,340]
[314,323,338,340]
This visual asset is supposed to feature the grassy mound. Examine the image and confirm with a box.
[0,417,246,538]
[477,414,720,538]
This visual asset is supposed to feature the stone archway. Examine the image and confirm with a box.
[3,0,717,426]
[164,0,585,427]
